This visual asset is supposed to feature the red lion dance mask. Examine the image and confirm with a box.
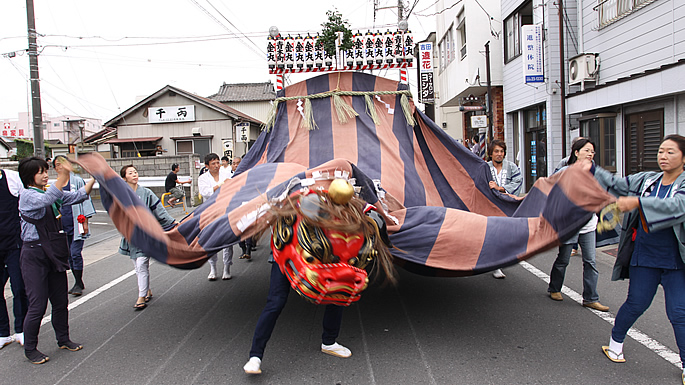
[270,185,390,306]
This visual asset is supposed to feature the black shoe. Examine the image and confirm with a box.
[70,283,83,296]
[58,340,83,351]
[25,349,49,364]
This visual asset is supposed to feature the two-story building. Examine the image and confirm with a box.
[432,0,505,145]
[207,81,276,157]
[103,85,262,160]
[566,0,684,177]
[500,0,684,190]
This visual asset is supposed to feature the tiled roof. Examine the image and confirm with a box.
[104,85,262,127]
[84,126,117,144]
[208,82,276,102]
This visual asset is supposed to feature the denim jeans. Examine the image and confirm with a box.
[612,265,685,364]
[548,231,600,303]
[249,263,343,359]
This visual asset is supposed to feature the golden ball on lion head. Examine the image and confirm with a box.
[328,179,355,205]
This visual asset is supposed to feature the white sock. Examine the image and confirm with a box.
[609,337,623,354]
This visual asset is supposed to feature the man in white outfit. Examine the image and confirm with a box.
[198,153,233,281]
[486,139,523,279]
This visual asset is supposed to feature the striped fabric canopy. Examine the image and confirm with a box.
[80,72,615,276]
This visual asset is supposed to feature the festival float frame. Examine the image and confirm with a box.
[267,26,414,91]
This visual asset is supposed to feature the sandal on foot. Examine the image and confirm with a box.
[602,346,626,363]
[144,294,153,302]
[58,340,83,351]
[239,253,251,260]
[134,302,147,310]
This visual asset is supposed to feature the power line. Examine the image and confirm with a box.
[40,35,247,49]
[37,32,248,41]
[416,0,441,15]
[204,0,265,55]
[415,0,464,17]
[186,0,264,59]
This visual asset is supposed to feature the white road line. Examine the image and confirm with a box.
[357,305,377,385]
[519,261,681,368]
[88,222,111,225]
[40,270,136,327]
[394,285,438,385]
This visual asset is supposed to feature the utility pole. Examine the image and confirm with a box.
[485,41,493,144]
[558,0,567,156]
[26,0,45,158]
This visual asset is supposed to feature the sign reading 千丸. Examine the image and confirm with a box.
[148,105,195,123]
[522,25,544,84]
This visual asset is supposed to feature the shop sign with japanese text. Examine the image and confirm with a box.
[522,25,544,84]
[148,105,195,123]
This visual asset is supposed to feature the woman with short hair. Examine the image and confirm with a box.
[18,156,95,364]
[588,134,685,384]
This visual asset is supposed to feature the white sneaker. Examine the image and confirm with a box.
[13,332,24,346]
[321,342,352,358]
[492,269,506,279]
[208,272,217,281]
[0,335,13,349]
[243,357,262,374]
[222,267,231,280]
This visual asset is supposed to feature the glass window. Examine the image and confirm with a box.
[194,139,211,159]
[457,12,466,60]
[176,140,192,154]
[599,0,653,28]
[438,25,456,70]
[512,112,520,166]
[581,115,617,172]
[504,1,533,63]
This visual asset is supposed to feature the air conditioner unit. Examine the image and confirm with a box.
[569,53,599,85]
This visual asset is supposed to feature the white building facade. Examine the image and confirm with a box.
[432,0,505,145]
[566,0,685,177]
[501,0,684,191]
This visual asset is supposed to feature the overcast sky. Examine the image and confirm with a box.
[1,0,436,122]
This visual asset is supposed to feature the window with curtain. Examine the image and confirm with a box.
[599,0,655,28]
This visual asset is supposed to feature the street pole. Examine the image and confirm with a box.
[26,0,44,158]
[558,0,567,156]
[485,41,493,144]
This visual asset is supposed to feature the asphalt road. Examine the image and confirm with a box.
[1,212,683,384]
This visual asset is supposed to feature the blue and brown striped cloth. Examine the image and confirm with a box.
[79,72,615,276]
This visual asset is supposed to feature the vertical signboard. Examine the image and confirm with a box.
[235,122,250,143]
[418,42,434,103]
[522,25,544,84]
